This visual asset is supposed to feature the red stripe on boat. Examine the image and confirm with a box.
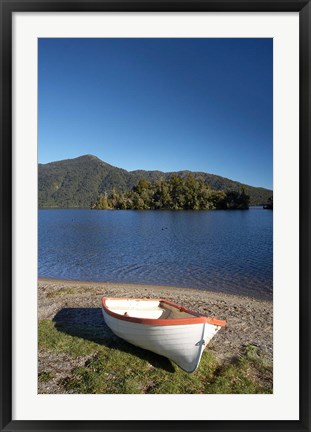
[102,297,226,327]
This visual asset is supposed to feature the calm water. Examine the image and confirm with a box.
[38,209,273,299]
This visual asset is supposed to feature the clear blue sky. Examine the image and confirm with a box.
[39,38,273,189]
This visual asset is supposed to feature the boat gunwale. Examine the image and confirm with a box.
[102,297,226,327]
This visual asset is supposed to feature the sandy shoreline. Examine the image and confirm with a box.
[38,278,273,362]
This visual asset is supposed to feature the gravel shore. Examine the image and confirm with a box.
[38,278,273,363]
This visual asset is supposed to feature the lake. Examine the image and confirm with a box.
[38,208,272,299]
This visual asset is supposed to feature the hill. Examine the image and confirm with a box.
[38,155,272,208]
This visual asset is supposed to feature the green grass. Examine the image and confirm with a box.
[46,288,77,298]
[38,320,272,394]
[38,371,54,382]
[39,319,100,356]
[46,287,98,298]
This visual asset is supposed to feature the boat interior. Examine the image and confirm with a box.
[105,299,197,320]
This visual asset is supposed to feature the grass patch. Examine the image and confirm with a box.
[38,371,54,382]
[46,287,95,298]
[206,344,273,394]
[39,319,100,356]
[39,320,272,394]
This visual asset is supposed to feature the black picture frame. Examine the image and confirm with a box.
[1,1,310,431]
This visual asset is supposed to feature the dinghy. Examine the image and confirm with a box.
[102,297,226,373]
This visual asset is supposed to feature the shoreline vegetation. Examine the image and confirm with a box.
[91,175,251,210]
[38,278,273,394]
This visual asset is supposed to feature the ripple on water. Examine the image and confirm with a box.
[38,209,273,300]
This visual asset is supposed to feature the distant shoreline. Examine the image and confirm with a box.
[38,205,272,211]
[39,206,266,210]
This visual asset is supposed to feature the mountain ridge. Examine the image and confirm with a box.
[38,154,272,208]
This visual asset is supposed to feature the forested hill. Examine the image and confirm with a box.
[38,155,272,208]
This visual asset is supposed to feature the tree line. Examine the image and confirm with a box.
[91,174,250,210]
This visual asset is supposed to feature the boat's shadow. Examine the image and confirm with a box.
[53,307,175,373]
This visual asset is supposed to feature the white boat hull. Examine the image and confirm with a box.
[102,298,224,373]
